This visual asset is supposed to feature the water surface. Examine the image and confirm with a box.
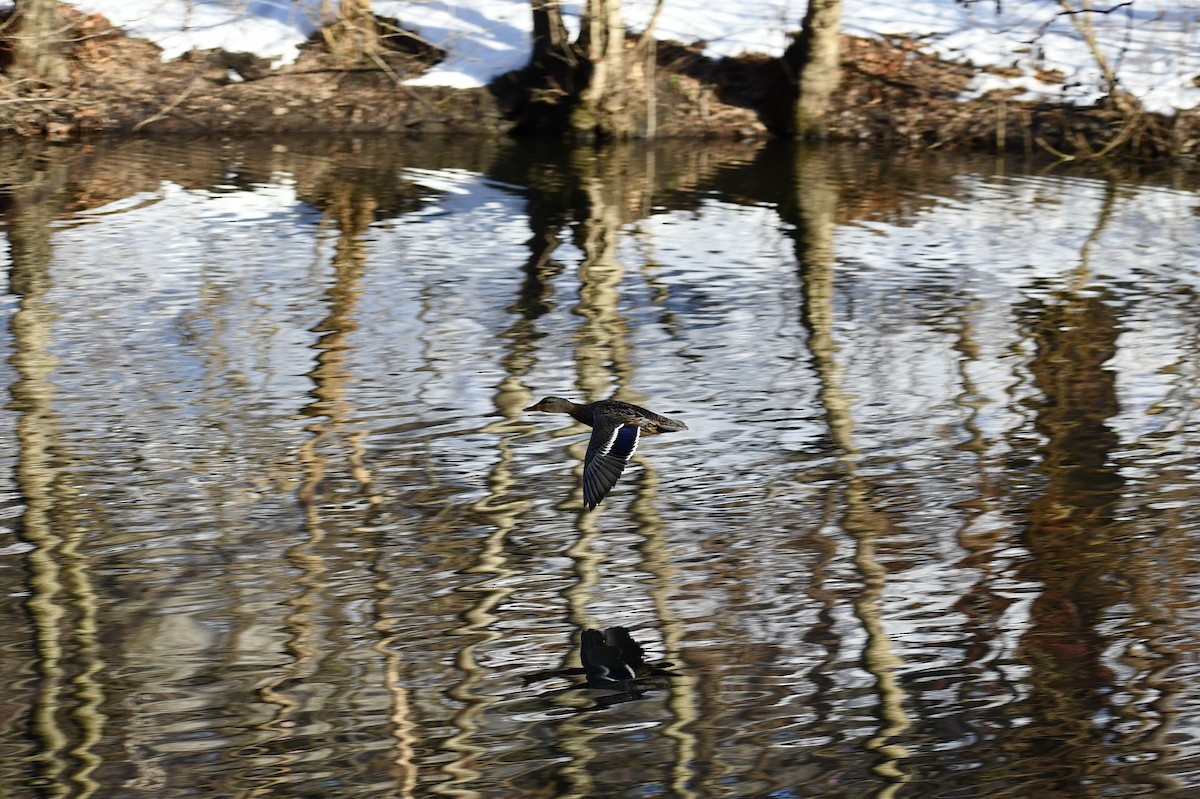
[1,136,1199,798]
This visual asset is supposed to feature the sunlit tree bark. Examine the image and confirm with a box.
[8,0,70,82]
[574,0,632,137]
[522,0,636,139]
[321,0,380,61]
[774,0,842,138]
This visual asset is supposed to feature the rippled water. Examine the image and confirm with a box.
[1,136,1199,798]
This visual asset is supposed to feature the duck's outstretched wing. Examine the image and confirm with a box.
[582,421,640,510]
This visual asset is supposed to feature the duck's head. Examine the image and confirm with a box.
[524,396,576,414]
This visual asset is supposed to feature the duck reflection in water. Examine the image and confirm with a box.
[524,626,677,708]
[523,396,688,510]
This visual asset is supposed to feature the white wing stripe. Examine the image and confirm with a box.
[598,425,640,459]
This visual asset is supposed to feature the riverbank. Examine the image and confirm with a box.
[2,6,1196,162]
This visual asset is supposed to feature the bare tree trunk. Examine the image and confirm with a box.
[516,0,637,139]
[321,0,380,61]
[531,0,574,68]
[774,0,842,138]
[573,0,632,138]
[9,0,70,83]
[527,0,579,113]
